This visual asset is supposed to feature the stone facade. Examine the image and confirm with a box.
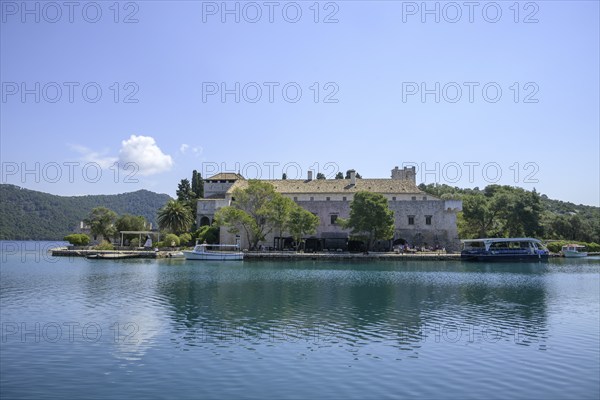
[197,168,462,252]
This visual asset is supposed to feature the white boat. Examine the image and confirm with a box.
[561,244,588,258]
[183,243,244,261]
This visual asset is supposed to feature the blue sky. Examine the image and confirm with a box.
[1,1,598,206]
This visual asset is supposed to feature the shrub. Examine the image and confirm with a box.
[64,233,90,246]
[164,233,180,247]
[129,238,140,248]
[179,233,192,246]
[585,242,600,252]
[94,240,114,250]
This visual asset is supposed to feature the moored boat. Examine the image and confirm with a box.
[461,238,549,262]
[183,244,244,261]
[561,244,588,258]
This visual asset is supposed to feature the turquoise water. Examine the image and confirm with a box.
[1,242,599,399]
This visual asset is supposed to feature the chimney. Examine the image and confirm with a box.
[349,169,356,185]
[307,170,313,181]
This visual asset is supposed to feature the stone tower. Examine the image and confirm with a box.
[391,166,416,183]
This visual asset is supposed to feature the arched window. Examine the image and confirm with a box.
[199,216,210,226]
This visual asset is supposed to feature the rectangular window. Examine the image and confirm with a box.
[425,215,432,225]
[392,197,396,201]
[411,196,417,201]
[293,196,298,201]
[423,196,427,201]
[343,196,347,201]
[326,197,330,201]
[330,215,338,225]
[408,216,415,225]
[310,197,314,201]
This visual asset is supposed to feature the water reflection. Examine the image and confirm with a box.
[156,261,550,353]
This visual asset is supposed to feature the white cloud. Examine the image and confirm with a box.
[179,143,203,158]
[68,144,118,169]
[118,135,173,176]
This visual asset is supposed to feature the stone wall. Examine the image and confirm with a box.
[203,181,236,198]
[221,198,461,252]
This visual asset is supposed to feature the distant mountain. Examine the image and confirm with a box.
[0,185,172,240]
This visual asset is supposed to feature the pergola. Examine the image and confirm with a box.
[119,231,160,247]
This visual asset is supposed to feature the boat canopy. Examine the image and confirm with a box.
[461,238,543,243]
[461,238,545,251]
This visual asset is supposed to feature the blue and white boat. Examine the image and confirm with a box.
[461,238,549,261]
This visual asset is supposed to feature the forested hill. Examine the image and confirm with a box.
[0,185,172,240]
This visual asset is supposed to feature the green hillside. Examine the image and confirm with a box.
[0,185,172,240]
[418,183,600,243]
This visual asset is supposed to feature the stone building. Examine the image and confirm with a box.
[196,167,462,252]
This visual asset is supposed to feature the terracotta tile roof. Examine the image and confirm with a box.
[227,179,423,195]
[205,173,245,181]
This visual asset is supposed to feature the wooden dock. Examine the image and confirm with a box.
[50,249,178,259]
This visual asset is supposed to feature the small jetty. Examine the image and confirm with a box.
[50,248,182,259]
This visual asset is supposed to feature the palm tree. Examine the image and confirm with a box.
[157,200,194,234]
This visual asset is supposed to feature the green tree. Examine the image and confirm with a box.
[335,172,344,179]
[114,214,147,245]
[316,172,326,180]
[458,186,544,238]
[195,225,220,244]
[191,170,204,198]
[64,233,90,246]
[176,179,194,202]
[341,191,394,251]
[84,207,117,242]
[288,206,319,251]
[214,180,280,250]
[282,173,287,180]
[115,214,146,232]
[178,176,201,229]
[157,200,194,234]
[270,195,296,249]
[214,207,251,242]
[459,193,499,238]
